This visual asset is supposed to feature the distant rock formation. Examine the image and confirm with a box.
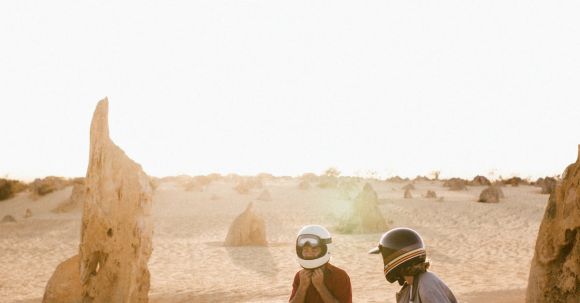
[24,208,32,218]
[503,176,528,187]
[337,183,388,233]
[404,188,413,199]
[1,214,16,223]
[470,175,491,186]
[425,190,437,199]
[224,202,267,246]
[257,189,272,201]
[45,99,154,303]
[402,183,415,191]
[478,186,502,203]
[526,146,580,303]
[443,178,467,191]
[42,255,82,303]
[298,180,311,190]
[52,180,86,213]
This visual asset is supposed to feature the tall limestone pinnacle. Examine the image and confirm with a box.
[79,98,153,303]
[526,145,580,303]
[44,98,154,303]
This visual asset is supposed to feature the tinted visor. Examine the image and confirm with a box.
[296,234,331,259]
[297,234,331,247]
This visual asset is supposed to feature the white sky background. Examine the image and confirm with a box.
[1,1,579,181]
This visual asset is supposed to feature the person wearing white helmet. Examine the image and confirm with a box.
[289,225,352,303]
[369,227,457,303]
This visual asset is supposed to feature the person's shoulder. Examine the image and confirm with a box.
[417,272,447,286]
[326,263,350,277]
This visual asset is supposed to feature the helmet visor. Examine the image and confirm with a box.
[296,234,331,247]
[296,234,331,260]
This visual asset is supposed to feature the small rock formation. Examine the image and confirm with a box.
[298,180,311,190]
[257,189,272,201]
[402,183,415,191]
[443,178,467,191]
[337,183,388,233]
[1,214,16,223]
[478,186,502,203]
[503,176,527,187]
[526,146,580,303]
[24,208,32,218]
[42,255,82,303]
[470,175,491,186]
[210,194,220,201]
[404,188,413,199]
[425,190,437,199]
[224,202,267,246]
[46,99,154,303]
[52,180,86,213]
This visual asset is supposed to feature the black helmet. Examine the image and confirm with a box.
[369,227,427,284]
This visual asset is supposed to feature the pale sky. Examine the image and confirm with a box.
[1,1,579,181]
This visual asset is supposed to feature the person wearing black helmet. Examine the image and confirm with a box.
[289,225,352,303]
[369,227,457,303]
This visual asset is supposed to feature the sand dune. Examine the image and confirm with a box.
[0,179,547,302]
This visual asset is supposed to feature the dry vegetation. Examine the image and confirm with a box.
[0,178,28,201]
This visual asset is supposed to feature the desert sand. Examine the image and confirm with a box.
[0,177,548,302]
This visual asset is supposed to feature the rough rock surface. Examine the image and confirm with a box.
[425,190,437,199]
[338,183,388,233]
[46,99,153,303]
[526,146,580,303]
[478,186,502,203]
[404,188,413,199]
[224,202,267,246]
[74,99,153,303]
[42,255,82,303]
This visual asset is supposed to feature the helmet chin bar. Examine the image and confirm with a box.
[297,253,331,269]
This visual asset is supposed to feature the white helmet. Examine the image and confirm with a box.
[295,225,333,269]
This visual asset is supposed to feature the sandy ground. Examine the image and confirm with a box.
[0,179,547,302]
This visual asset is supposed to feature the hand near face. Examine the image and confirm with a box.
[298,269,312,290]
[311,268,325,290]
